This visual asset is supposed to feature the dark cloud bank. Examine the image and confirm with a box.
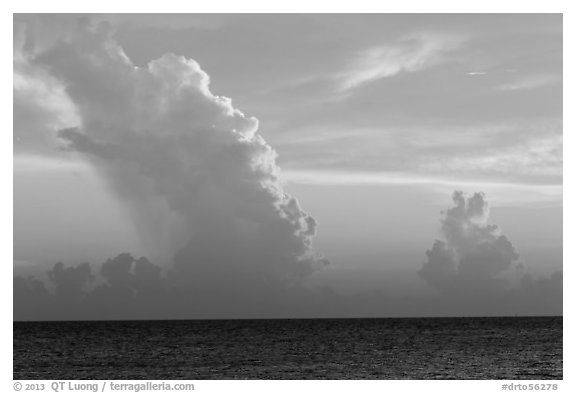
[13,20,561,320]
[14,191,561,321]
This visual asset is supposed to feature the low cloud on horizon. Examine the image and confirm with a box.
[14,190,562,321]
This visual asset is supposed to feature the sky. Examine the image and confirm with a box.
[13,14,562,320]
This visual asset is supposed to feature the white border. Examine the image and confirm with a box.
[4,2,571,390]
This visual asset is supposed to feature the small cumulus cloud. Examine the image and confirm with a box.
[418,191,561,314]
[419,191,521,295]
[48,261,94,301]
[14,254,170,320]
[89,253,170,319]
[14,276,51,320]
[13,254,327,320]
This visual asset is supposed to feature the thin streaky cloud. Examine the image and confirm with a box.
[495,74,561,91]
[281,169,562,189]
[282,169,561,197]
[335,33,466,93]
[13,154,92,173]
[282,170,562,208]
[423,135,563,178]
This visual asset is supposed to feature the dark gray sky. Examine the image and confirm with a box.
[13,14,562,320]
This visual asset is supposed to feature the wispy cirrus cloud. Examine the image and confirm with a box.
[335,33,466,93]
[281,169,562,206]
[495,74,561,91]
[423,134,563,181]
[274,119,562,190]
[13,154,91,173]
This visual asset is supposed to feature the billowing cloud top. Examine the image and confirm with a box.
[19,20,327,295]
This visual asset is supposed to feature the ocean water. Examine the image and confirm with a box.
[13,317,562,379]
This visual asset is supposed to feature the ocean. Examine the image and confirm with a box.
[13,316,562,379]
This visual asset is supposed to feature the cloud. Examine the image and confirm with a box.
[103,13,233,31]
[13,252,562,320]
[418,191,562,314]
[424,133,563,181]
[13,16,561,320]
[13,154,91,173]
[281,170,562,207]
[88,253,170,319]
[273,118,562,189]
[47,262,94,301]
[496,74,561,92]
[520,271,562,311]
[336,33,464,92]
[14,276,51,320]
[419,191,521,295]
[26,20,326,300]
[13,18,80,155]
[13,254,327,320]
[14,255,170,320]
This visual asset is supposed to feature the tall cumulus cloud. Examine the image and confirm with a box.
[19,20,327,301]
